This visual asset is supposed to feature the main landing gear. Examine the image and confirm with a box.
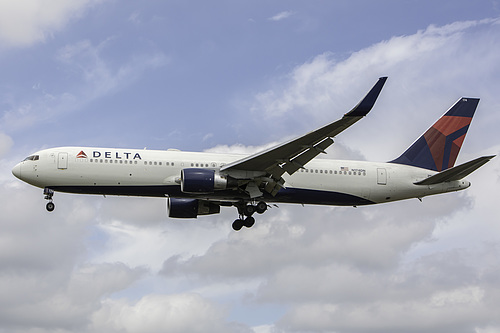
[232,201,267,231]
[44,187,55,212]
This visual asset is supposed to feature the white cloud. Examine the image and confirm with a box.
[275,246,500,333]
[0,0,107,48]
[268,10,294,22]
[0,132,13,158]
[159,18,500,332]
[0,263,144,330]
[2,15,500,333]
[55,39,169,100]
[1,39,169,131]
[250,18,500,162]
[89,293,251,333]
[204,142,279,155]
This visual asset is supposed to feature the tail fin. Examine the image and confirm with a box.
[390,98,479,171]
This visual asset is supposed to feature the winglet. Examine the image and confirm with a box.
[345,77,388,117]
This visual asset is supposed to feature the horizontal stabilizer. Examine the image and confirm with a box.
[414,155,495,185]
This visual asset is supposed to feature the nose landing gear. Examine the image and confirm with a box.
[232,201,268,231]
[44,188,55,212]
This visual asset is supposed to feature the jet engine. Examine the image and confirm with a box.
[180,168,236,193]
[167,198,221,218]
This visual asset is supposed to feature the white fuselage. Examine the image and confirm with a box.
[12,147,470,206]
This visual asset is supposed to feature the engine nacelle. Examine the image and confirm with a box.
[167,198,221,218]
[180,168,235,194]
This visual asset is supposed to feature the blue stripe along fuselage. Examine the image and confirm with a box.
[47,185,375,206]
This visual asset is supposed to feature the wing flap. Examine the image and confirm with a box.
[414,155,495,185]
[282,137,334,175]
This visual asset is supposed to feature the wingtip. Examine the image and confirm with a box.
[345,76,388,117]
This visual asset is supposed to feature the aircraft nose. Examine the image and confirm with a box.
[12,163,21,179]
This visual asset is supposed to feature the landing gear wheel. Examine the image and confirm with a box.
[256,201,267,214]
[232,219,244,231]
[244,216,255,228]
[43,188,55,212]
[243,204,256,216]
[46,202,55,212]
[232,201,267,231]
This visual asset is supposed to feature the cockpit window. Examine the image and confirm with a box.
[23,155,39,161]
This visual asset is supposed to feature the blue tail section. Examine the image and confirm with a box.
[390,98,479,171]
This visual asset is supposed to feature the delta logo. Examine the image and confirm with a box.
[76,151,88,159]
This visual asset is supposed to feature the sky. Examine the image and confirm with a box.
[1,1,500,332]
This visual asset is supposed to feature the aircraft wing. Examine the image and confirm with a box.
[220,77,387,195]
[414,155,495,185]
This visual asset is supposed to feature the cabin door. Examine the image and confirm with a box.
[377,168,387,185]
[58,152,68,169]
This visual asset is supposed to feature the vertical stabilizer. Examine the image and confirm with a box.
[390,98,479,171]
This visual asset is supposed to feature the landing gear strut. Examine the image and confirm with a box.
[44,188,55,212]
[232,201,267,231]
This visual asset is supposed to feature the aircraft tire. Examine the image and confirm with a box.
[232,219,244,231]
[256,201,267,214]
[46,202,55,212]
[244,216,255,228]
[243,204,256,216]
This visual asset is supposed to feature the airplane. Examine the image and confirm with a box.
[12,77,495,230]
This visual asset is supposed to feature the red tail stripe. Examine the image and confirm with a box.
[432,116,472,136]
